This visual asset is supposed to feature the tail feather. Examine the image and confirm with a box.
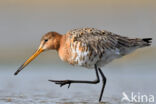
[142,38,152,46]
[114,35,152,56]
[142,38,152,43]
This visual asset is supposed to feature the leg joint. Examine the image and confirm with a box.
[94,79,100,83]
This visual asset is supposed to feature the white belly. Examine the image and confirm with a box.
[69,42,121,69]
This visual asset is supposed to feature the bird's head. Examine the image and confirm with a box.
[40,32,62,50]
[14,32,62,75]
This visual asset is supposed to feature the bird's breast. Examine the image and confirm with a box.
[66,40,100,68]
[58,33,121,69]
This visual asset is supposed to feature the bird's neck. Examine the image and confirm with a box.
[57,34,69,61]
[56,34,65,51]
[53,33,63,50]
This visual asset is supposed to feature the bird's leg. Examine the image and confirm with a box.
[48,64,100,88]
[98,68,107,102]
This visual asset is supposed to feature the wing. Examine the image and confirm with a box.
[67,27,147,56]
[67,28,119,55]
[65,27,149,68]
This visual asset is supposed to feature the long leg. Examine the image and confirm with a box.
[98,68,107,102]
[49,64,100,88]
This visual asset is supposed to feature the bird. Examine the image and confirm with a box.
[14,27,152,102]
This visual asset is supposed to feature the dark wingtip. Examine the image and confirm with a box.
[142,38,152,46]
[142,38,152,43]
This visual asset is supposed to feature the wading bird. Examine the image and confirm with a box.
[14,28,152,102]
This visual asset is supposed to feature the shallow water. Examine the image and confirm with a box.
[0,65,155,104]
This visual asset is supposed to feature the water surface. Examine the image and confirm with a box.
[0,65,155,104]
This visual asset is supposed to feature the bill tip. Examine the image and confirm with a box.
[14,72,17,75]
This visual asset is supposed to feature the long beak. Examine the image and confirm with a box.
[14,48,43,75]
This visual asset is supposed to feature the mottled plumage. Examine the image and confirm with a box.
[64,28,151,68]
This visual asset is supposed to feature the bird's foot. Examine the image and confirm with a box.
[48,80,72,88]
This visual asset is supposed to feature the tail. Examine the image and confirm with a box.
[115,36,152,55]
[142,38,152,46]
[116,36,152,48]
[128,38,152,48]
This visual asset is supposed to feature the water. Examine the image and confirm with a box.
[0,65,155,104]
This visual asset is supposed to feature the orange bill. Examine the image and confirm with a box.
[14,48,43,75]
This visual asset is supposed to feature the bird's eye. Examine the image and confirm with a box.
[44,39,48,42]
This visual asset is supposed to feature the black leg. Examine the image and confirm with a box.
[49,64,100,88]
[98,68,107,102]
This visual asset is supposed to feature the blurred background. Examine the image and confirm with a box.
[0,0,156,104]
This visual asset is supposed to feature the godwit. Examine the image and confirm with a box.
[14,28,152,102]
